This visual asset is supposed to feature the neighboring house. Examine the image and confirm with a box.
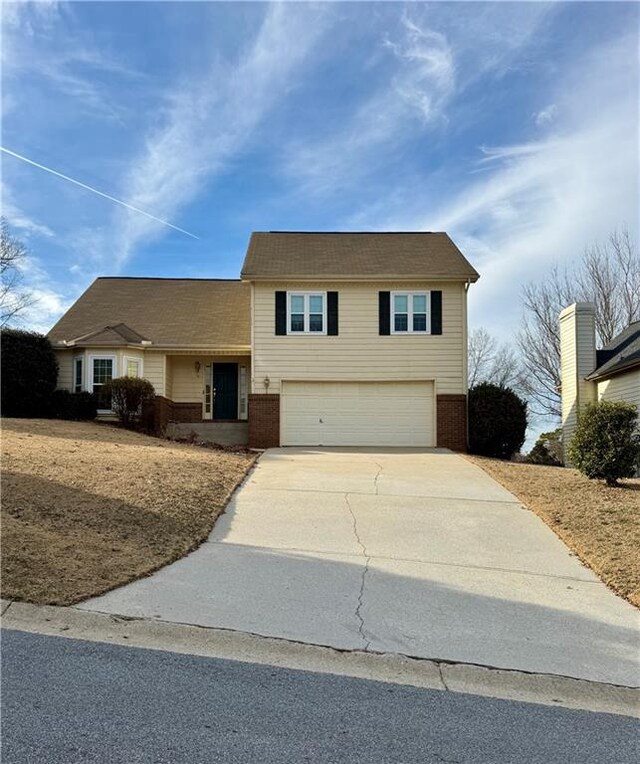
[559,302,640,463]
[49,232,479,449]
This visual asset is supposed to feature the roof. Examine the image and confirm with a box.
[586,320,640,381]
[48,278,250,349]
[241,232,480,281]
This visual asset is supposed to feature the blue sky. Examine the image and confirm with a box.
[1,1,638,339]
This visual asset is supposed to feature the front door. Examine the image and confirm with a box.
[213,363,238,420]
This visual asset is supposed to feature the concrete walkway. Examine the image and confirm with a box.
[78,448,640,686]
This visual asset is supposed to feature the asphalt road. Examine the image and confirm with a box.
[2,629,638,764]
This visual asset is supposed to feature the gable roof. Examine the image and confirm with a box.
[241,232,479,281]
[70,323,150,346]
[586,320,640,381]
[48,278,250,349]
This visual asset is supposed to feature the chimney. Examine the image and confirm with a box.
[559,303,597,464]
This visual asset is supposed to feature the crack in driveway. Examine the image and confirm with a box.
[344,493,371,650]
[371,460,383,495]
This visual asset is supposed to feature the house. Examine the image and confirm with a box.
[559,302,640,463]
[49,232,479,449]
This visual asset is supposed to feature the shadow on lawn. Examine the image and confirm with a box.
[0,471,219,606]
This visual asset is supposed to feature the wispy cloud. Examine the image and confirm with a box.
[534,103,558,126]
[1,1,146,122]
[1,147,199,238]
[283,13,455,194]
[98,2,330,270]
[0,182,54,238]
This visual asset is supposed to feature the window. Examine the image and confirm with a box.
[287,292,326,334]
[74,357,83,393]
[125,358,141,378]
[391,292,430,334]
[91,357,115,410]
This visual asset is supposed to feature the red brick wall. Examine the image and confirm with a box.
[437,394,467,452]
[170,403,202,423]
[248,394,280,449]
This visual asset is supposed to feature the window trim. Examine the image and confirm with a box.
[390,291,431,335]
[124,356,143,378]
[89,354,117,412]
[287,291,327,335]
[73,355,84,393]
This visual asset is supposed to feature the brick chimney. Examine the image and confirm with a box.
[559,303,597,463]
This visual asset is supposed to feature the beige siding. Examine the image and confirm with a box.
[598,369,640,411]
[251,281,466,395]
[559,303,597,461]
[169,355,251,403]
[55,350,74,391]
[143,352,166,397]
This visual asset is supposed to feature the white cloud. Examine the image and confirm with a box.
[1,183,54,238]
[534,104,558,126]
[1,1,145,122]
[97,2,330,271]
[283,13,456,194]
[347,30,638,348]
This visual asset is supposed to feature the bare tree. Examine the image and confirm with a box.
[468,327,521,390]
[1,217,35,326]
[518,228,640,418]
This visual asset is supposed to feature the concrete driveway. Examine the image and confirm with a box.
[79,448,639,686]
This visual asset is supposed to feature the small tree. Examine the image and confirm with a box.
[469,383,528,459]
[568,401,640,485]
[1,218,35,326]
[527,428,563,466]
[104,377,155,428]
[1,329,58,417]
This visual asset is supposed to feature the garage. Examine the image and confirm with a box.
[281,380,435,447]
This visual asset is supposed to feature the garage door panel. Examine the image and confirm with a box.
[281,381,434,447]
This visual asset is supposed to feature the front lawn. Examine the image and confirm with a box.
[1,419,255,605]
[466,455,640,607]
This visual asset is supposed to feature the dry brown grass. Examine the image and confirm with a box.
[1,418,255,605]
[466,455,640,607]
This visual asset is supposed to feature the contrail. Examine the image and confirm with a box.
[0,146,199,239]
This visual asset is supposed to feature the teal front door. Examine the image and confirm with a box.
[213,363,238,420]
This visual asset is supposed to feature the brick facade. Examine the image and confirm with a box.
[436,394,467,452]
[248,394,280,449]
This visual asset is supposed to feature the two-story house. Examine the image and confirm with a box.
[49,232,479,450]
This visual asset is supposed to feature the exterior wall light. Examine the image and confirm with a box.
[263,375,270,390]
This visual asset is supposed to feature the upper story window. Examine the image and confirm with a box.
[391,292,430,334]
[288,292,326,334]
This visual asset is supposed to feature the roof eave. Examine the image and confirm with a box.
[241,273,480,283]
[585,358,640,382]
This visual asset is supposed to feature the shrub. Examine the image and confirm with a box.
[1,329,58,417]
[49,390,98,421]
[104,377,155,427]
[469,382,528,459]
[568,401,640,485]
[527,428,563,466]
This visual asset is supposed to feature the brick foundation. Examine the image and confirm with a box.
[151,397,204,434]
[248,394,280,449]
[437,394,468,452]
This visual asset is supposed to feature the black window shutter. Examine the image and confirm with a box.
[430,291,442,335]
[275,291,287,335]
[379,292,390,335]
[327,292,339,335]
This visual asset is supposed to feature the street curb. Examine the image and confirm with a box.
[2,601,638,718]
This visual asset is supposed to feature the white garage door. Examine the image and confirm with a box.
[281,381,434,447]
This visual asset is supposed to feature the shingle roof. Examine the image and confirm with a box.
[71,323,150,346]
[48,278,250,348]
[241,232,479,281]
[586,320,640,380]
